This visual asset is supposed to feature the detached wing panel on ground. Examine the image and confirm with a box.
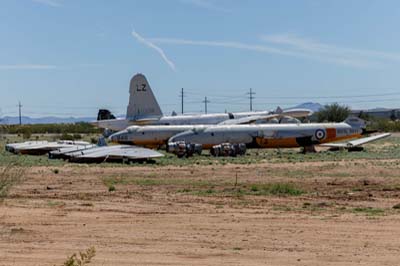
[66,145,164,163]
[5,140,91,155]
[320,133,391,148]
[6,140,164,163]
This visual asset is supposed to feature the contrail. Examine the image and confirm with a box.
[0,64,57,70]
[131,29,176,71]
[149,37,373,68]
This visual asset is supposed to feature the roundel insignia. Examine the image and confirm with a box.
[315,129,325,140]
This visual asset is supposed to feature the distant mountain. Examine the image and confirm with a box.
[359,107,399,112]
[290,102,324,112]
[0,116,96,125]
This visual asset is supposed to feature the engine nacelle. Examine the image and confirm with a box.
[167,141,202,158]
[210,143,247,157]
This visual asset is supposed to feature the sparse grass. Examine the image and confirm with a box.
[101,174,304,198]
[47,200,65,207]
[273,205,293,212]
[248,183,304,196]
[352,207,385,216]
[102,175,212,188]
[0,134,399,167]
[0,164,25,199]
[63,246,96,266]
[192,183,304,197]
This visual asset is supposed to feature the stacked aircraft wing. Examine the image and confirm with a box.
[5,140,164,163]
[50,145,163,163]
[5,140,91,155]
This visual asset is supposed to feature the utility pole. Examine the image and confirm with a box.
[247,88,256,111]
[180,88,184,114]
[18,101,22,125]
[202,96,210,114]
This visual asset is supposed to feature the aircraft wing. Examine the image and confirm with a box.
[5,140,90,155]
[67,145,164,163]
[320,133,391,148]
[218,114,280,125]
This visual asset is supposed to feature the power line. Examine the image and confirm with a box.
[180,88,185,114]
[17,101,22,125]
[184,89,400,100]
[247,88,256,111]
[202,96,210,114]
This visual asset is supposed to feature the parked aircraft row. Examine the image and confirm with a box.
[92,73,390,158]
[109,116,390,156]
[6,73,390,163]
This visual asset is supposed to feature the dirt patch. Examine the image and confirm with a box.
[1,160,400,265]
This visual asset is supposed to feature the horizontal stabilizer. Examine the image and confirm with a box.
[218,114,280,125]
[281,108,313,118]
[320,133,391,148]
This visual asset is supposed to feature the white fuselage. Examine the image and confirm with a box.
[95,111,268,131]
[94,108,312,131]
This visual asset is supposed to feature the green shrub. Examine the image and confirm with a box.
[316,103,351,122]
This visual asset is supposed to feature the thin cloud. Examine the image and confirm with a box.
[149,37,373,68]
[0,64,57,70]
[261,34,400,62]
[32,0,62,7]
[0,64,105,70]
[180,0,231,13]
[131,29,176,71]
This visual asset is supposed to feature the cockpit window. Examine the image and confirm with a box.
[228,113,234,119]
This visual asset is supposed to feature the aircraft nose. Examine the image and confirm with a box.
[108,133,117,142]
[169,131,192,143]
[108,131,124,143]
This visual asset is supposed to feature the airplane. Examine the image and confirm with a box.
[109,117,390,156]
[168,117,390,153]
[92,73,313,131]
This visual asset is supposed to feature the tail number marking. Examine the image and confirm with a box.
[136,84,147,92]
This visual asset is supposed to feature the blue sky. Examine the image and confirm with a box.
[1,0,400,117]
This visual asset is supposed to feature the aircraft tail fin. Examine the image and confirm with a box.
[97,109,116,121]
[275,106,283,114]
[126,74,163,120]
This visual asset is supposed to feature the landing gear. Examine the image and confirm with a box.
[167,141,202,158]
[210,143,247,157]
[301,145,317,154]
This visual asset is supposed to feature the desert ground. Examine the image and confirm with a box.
[1,135,400,265]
